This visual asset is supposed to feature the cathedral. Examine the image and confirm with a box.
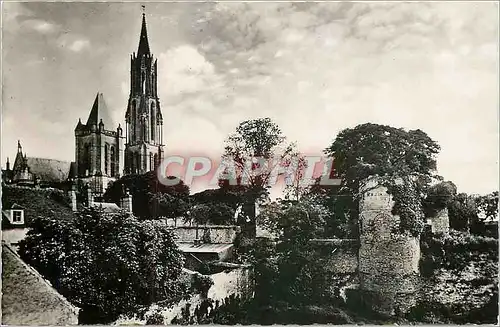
[3,13,164,195]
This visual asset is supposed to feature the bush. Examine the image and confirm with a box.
[18,208,186,324]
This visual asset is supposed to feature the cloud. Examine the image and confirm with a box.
[185,2,499,194]
[22,19,59,34]
[68,39,91,52]
[57,35,91,52]
[1,3,497,196]
[158,45,223,96]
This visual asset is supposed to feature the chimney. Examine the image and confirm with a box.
[6,157,10,171]
[87,187,94,207]
[120,189,133,214]
[70,184,77,212]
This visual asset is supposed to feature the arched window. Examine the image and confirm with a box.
[110,146,116,177]
[84,143,91,176]
[131,100,136,141]
[104,144,109,175]
[136,152,141,173]
[150,102,156,141]
[142,71,146,93]
[142,118,146,141]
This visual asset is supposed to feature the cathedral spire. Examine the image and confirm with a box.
[137,8,150,56]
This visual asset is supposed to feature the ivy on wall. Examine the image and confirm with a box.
[383,177,425,237]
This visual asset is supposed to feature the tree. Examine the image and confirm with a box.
[103,172,190,219]
[283,153,309,201]
[248,198,334,309]
[187,202,236,225]
[476,191,499,221]
[423,181,457,216]
[448,193,478,232]
[18,208,187,324]
[220,118,300,237]
[318,123,441,237]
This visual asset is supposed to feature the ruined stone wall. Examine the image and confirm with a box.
[115,265,253,325]
[357,176,420,316]
[428,208,449,234]
[174,225,240,244]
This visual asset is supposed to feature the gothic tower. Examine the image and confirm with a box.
[124,13,164,175]
[75,93,125,195]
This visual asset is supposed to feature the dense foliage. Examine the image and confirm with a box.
[244,199,336,307]
[187,202,236,225]
[447,191,498,236]
[103,172,190,219]
[221,118,295,237]
[423,181,457,215]
[18,208,187,324]
[316,123,440,237]
[413,230,498,323]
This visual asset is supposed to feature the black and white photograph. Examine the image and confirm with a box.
[1,1,498,325]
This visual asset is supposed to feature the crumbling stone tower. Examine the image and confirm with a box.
[358,176,420,316]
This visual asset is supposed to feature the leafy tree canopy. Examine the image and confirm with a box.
[18,208,187,324]
[103,172,190,219]
[317,123,441,237]
[221,118,297,195]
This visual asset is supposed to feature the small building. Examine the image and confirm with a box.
[2,242,80,325]
[2,203,29,249]
[1,185,77,248]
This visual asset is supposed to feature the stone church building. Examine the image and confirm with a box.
[3,13,164,195]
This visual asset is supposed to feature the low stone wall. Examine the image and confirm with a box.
[173,225,240,244]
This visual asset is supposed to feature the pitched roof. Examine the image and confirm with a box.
[137,13,151,56]
[25,157,72,183]
[1,243,79,325]
[86,92,116,129]
[2,185,77,229]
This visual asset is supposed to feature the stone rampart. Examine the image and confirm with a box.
[357,176,420,316]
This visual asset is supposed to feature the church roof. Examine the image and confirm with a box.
[25,157,72,183]
[86,92,116,129]
[137,13,151,56]
[1,243,79,325]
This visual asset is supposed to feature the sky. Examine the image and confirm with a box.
[1,1,499,196]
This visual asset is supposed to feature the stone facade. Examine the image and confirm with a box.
[357,176,420,316]
[75,93,125,195]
